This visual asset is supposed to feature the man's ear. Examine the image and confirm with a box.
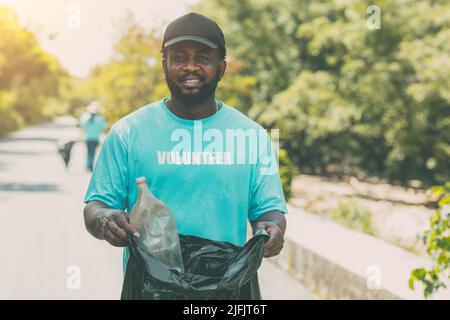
[162,59,168,80]
[219,60,227,80]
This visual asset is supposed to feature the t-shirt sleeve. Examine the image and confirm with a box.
[248,131,288,222]
[84,126,129,210]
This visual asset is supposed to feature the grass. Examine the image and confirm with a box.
[328,197,375,235]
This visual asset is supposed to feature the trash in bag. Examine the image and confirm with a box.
[121,229,269,300]
[129,176,184,273]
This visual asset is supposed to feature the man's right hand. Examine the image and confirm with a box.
[101,211,140,247]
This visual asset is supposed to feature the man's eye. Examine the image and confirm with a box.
[173,55,186,61]
[198,56,210,63]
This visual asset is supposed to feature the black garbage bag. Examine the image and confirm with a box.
[56,140,75,167]
[121,229,269,300]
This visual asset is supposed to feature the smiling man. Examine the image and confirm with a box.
[83,12,288,297]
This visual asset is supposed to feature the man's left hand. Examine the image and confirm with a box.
[255,221,285,258]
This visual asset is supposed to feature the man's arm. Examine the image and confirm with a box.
[250,210,287,258]
[84,200,139,247]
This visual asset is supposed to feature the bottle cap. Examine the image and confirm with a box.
[136,176,147,185]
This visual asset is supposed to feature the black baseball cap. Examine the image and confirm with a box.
[162,12,226,55]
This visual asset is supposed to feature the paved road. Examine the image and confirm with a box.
[0,117,310,300]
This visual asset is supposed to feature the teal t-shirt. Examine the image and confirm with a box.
[80,112,106,141]
[84,98,287,271]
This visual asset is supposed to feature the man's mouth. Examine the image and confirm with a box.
[179,75,204,89]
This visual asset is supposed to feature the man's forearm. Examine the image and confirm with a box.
[83,200,116,240]
[251,210,287,235]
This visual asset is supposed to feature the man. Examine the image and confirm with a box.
[83,13,287,275]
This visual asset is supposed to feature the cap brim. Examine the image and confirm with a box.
[163,35,218,49]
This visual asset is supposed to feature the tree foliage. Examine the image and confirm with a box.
[0,7,65,136]
[194,0,450,185]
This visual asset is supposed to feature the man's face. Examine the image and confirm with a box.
[163,41,226,105]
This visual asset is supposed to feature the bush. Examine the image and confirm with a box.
[278,148,296,201]
[410,183,450,299]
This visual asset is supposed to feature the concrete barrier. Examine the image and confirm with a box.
[268,205,450,300]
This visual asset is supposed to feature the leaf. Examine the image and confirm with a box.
[438,196,450,207]
[408,277,415,290]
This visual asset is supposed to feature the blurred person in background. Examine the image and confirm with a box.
[79,101,106,172]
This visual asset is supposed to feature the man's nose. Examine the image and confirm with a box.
[181,56,200,72]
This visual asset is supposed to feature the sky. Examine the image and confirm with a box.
[0,0,199,78]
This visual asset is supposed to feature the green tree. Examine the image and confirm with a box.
[86,14,167,125]
[195,0,450,185]
[0,6,65,136]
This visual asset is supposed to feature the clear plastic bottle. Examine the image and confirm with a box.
[129,177,184,272]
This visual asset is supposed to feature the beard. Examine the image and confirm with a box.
[165,67,221,105]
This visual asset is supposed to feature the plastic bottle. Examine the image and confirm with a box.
[129,177,184,272]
